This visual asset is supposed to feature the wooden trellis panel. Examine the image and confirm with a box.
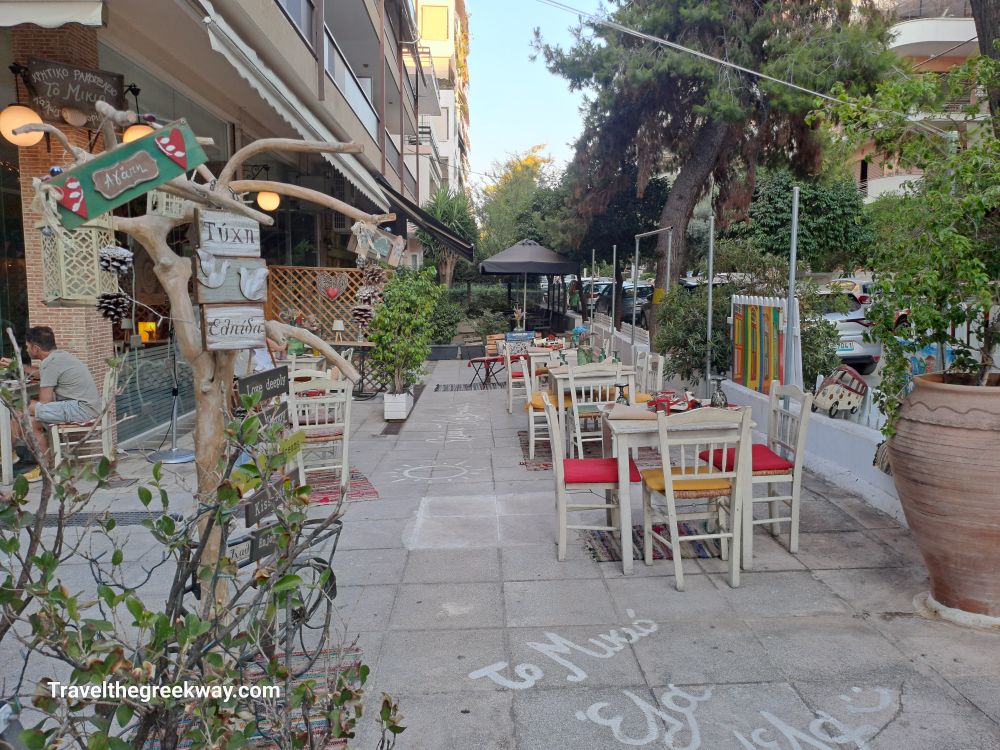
[266,265,367,341]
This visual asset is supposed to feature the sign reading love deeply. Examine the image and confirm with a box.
[47,119,207,230]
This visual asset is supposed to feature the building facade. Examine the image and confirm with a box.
[0,0,449,440]
[856,0,981,202]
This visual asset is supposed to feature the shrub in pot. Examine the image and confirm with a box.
[368,269,443,419]
[829,56,1000,621]
[428,296,464,360]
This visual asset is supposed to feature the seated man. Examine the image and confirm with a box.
[1,326,101,482]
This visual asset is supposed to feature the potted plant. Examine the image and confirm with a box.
[829,56,1000,622]
[428,295,464,360]
[368,268,443,420]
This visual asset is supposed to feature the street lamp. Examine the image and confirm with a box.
[256,191,281,211]
[0,63,43,147]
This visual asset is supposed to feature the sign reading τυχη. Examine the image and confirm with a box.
[47,119,207,230]
[202,304,266,351]
[196,209,262,258]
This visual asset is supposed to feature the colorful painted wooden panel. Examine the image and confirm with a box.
[195,255,268,304]
[202,304,266,351]
[48,119,207,230]
[731,298,785,393]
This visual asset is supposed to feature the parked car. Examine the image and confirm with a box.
[582,278,613,309]
[595,283,654,322]
[817,288,881,375]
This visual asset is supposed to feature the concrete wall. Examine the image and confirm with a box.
[722,381,905,524]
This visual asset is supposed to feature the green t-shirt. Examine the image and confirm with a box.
[38,350,101,417]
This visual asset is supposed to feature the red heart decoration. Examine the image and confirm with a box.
[56,177,88,219]
[154,128,188,170]
[324,287,340,300]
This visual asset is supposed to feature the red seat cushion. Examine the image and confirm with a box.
[563,457,642,484]
[697,443,795,473]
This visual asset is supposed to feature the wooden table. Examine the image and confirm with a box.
[1,380,39,485]
[603,408,753,575]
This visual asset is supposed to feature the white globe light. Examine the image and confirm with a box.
[0,105,44,147]
[257,191,281,211]
[122,123,154,143]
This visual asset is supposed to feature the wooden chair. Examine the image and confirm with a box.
[485,334,506,358]
[330,347,354,381]
[699,381,812,569]
[640,407,752,590]
[50,367,118,466]
[542,394,641,561]
[502,342,528,414]
[287,376,352,492]
[523,365,555,459]
[630,352,665,403]
[566,364,620,458]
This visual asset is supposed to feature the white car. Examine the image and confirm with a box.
[818,289,881,375]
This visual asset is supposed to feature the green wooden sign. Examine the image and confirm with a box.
[48,118,207,230]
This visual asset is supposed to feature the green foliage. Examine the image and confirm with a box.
[472,311,509,345]
[739,169,874,272]
[417,186,478,287]
[430,295,463,345]
[477,146,555,258]
[654,241,838,386]
[823,55,1000,432]
[368,269,443,393]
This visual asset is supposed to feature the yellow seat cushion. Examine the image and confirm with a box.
[640,466,732,494]
[623,387,654,403]
[526,392,574,411]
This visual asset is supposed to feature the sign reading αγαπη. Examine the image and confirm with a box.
[202,304,266,351]
[27,57,125,129]
[196,209,262,258]
[47,119,207,230]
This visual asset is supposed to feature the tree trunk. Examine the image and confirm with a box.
[971,0,1000,124]
[439,251,459,288]
[648,119,730,343]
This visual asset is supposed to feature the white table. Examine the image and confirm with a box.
[603,408,753,575]
[548,366,636,441]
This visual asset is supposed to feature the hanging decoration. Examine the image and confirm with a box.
[350,258,388,339]
[315,270,349,301]
[98,245,134,275]
[96,292,131,324]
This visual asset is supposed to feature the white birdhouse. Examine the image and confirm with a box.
[146,189,192,219]
[38,218,120,305]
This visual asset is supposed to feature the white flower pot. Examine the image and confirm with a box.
[384,392,414,421]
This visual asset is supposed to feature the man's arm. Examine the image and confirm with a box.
[36,386,54,404]
[0,358,38,377]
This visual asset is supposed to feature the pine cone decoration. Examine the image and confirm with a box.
[351,304,374,336]
[356,285,382,306]
[99,245,134,275]
[96,293,131,324]
[359,259,387,289]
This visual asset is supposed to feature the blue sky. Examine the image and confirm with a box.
[466,0,604,184]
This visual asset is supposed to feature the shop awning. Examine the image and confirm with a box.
[199,0,388,210]
[0,0,104,27]
[373,173,475,262]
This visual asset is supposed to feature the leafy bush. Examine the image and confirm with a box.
[368,269,443,393]
[458,285,510,318]
[430,296,464,344]
[473,310,509,344]
[654,241,839,387]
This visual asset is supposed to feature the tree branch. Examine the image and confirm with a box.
[265,321,360,382]
[217,139,363,188]
[229,180,393,225]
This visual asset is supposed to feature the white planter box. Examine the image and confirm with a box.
[384,392,413,421]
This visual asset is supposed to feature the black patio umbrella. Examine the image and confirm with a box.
[479,240,577,325]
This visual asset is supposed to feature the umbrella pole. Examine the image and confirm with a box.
[522,273,527,332]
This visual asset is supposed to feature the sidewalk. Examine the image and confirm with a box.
[5,359,1000,749]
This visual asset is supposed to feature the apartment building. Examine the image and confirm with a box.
[0,0,471,439]
[857,0,981,201]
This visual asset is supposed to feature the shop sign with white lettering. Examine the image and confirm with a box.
[202,304,266,350]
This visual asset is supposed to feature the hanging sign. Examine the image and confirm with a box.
[349,222,404,267]
[195,209,262,258]
[47,118,207,230]
[195,255,268,304]
[237,366,289,401]
[202,304,266,351]
[27,57,125,129]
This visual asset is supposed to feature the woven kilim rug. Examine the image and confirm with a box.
[434,382,507,391]
[517,430,663,472]
[580,522,722,561]
[306,467,379,503]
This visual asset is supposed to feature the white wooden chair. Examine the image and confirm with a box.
[542,394,641,561]
[523,365,559,459]
[566,364,620,458]
[287,376,352,492]
[698,381,812,569]
[330,347,354,381]
[502,342,528,414]
[640,407,752,590]
[631,352,665,403]
[50,367,118,466]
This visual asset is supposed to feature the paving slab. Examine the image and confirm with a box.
[404,548,502,583]
[389,582,504,630]
[504,579,620,628]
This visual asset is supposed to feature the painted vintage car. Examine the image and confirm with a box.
[812,364,869,418]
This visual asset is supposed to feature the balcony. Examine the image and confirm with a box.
[324,27,380,140]
[891,0,972,19]
[385,129,402,174]
[889,14,978,60]
[862,174,923,204]
[407,125,441,163]
[404,164,417,198]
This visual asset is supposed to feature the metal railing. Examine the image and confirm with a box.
[275,0,315,44]
[324,27,379,139]
[407,125,441,161]
[404,164,417,197]
[892,0,972,19]
[385,131,401,172]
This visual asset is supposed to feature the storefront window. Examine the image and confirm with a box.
[0,142,24,360]
[261,208,319,267]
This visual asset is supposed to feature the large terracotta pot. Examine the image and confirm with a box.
[890,374,1000,617]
